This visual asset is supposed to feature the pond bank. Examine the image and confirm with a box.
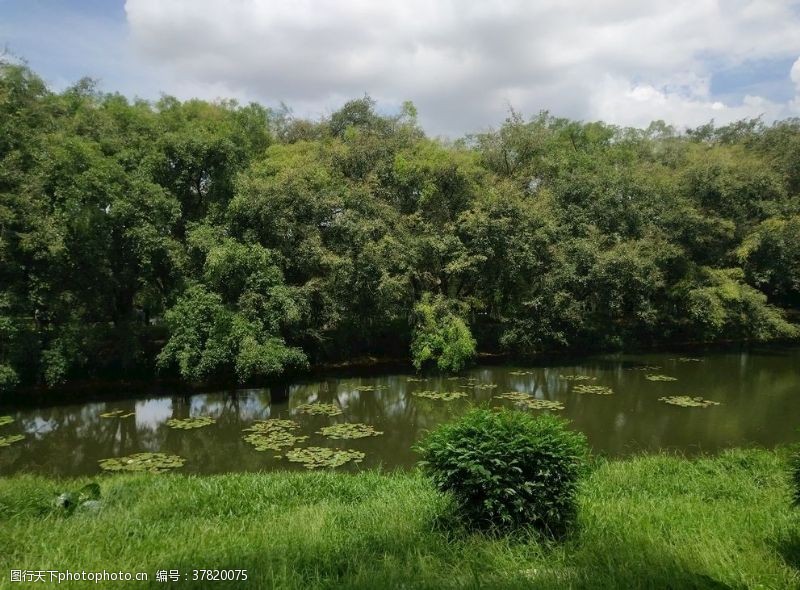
[5,339,797,408]
[1,449,797,589]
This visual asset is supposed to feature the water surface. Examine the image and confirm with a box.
[1,348,799,476]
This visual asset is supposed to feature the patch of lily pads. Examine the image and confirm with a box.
[245,419,300,432]
[353,384,388,392]
[509,370,535,376]
[165,416,216,430]
[406,377,425,382]
[100,409,135,419]
[0,434,24,448]
[243,419,308,451]
[285,447,365,469]
[645,374,678,382]
[559,375,596,381]
[317,422,383,439]
[496,392,564,411]
[573,384,614,395]
[659,396,720,408]
[295,403,343,416]
[244,430,308,451]
[627,365,662,371]
[518,398,565,411]
[673,357,702,362]
[412,390,467,401]
[98,452,185,473]
[0,415,13,427]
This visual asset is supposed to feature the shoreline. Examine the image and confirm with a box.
[2,339,798,409]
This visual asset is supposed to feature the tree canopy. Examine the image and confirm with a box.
[1,62,798,392]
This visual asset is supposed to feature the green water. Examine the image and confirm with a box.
[1,347,799,476]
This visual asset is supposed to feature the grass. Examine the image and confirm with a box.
[1,449,798,589]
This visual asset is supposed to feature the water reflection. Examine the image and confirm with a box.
[1,347,799,476]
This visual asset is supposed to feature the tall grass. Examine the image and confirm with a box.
[1,449,798,589]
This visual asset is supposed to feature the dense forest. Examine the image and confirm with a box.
[1,61,799,393]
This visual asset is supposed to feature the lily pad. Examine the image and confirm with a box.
[645,374,678,382]
[0,416,13,427]
[659,396,720,408]
[517,398,565,411]
[317,422,383,439]
[353,384,387,392]
[509,370,534,376]
[673,357,702,362]
[573,384,613,395]
[406,377,425,382]
[165,416,216,430]
[496,391,532,402]
[0,434,24,448]
[243,419,300,433]
[98,452,185,473]
[100,409,135,419]
[295,403,343,416]
[285,447,365,469]
[244,429,308,451]
[559,375,596,381]
[474,383,498,390]
[496,392,564,410]
[627,365,662,371]
[412,390,467,401]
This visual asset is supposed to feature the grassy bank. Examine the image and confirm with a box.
[1,450,798,589]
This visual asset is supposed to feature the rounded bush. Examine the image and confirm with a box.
[416,408,589,535]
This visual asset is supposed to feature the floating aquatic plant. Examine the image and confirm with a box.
[412,390,467,401]
[100,409,135,419]
[353,384,387,392]
[516,398,565,411]
[317,422,383,439]
[244,429,308,451]
[407,377,425,382]
[645,374,678,382]
[285,447,365,469]
[0,416,13,427]
[573,384,613,395]
[496,392,564,410]
[473,383,498,390]
[559,375,596,381]
[627,365,662,371]
[165,416,216,430]
[98,452,185,473]
[295,403,343,416]
[0,434,24,448]
[244,419,300,433]
[673,357,702,362]
[496,392,532,402]
[659,396,720,408]
[509,370,534,376]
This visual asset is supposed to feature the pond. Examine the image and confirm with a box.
[1,347,799,476]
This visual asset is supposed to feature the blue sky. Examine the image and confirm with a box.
[2,0,800,135]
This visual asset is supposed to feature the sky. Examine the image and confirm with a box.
[2,0,800,136]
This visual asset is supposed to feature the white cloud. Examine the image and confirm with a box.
[124,0,800,135]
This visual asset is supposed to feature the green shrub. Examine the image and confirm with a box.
[416,408,589,535]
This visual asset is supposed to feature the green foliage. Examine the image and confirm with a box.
[416,408,589,534]
[0,61,799,394]
[411,294,476,373]
[0,450,798,588]
[157,285,307,382]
